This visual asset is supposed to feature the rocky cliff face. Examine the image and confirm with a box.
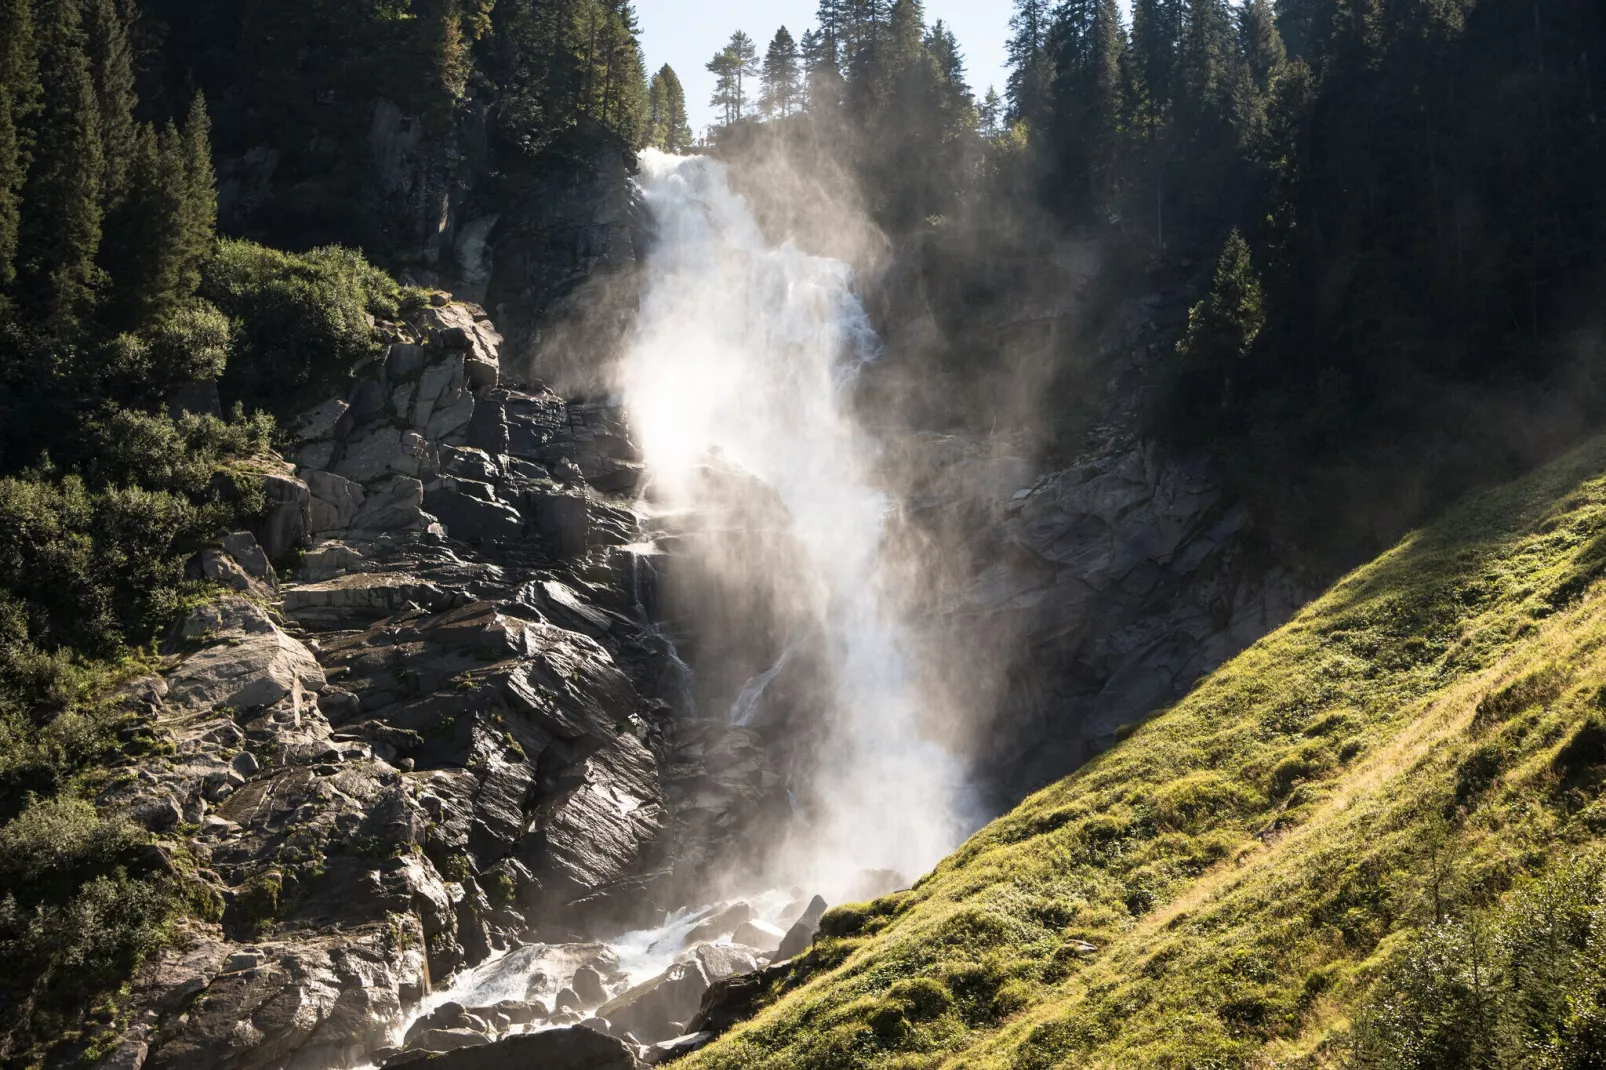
[92,297,779,1070]
[882,257,1309,804]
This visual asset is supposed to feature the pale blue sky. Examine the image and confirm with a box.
[633,0,1016,137]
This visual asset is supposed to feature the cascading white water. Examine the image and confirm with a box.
[619,150,973,895]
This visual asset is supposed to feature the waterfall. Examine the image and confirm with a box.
[618,150,973,896]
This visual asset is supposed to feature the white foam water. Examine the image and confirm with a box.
[619,150,974,898]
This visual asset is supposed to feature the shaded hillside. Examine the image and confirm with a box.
[684,433,1606,1067]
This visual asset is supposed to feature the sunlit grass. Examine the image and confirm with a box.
[685,435,1606,1068]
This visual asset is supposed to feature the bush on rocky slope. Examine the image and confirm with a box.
[203,239,427,413]
[684,435,1606,1068]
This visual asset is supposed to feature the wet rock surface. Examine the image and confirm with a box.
[92,298,785,1070]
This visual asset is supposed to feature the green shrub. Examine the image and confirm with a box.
[0,796,180,1058]
[1348,853,1606,1070]
[202,239,422,412]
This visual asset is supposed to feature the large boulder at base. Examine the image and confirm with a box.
[596,959,709,1044]
[409,1027,643,1070]
[774,894,828,961]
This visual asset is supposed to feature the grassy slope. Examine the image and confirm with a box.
[686,435,1606,1069]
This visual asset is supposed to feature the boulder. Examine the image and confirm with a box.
[332,425,405,483]
[166,598,326,713]
[643,1032,715,1065]
[686,958,795,1036]
[350,476,435,534]
[424,485,524,545]
[774,895,828,961]
[572,964,607,1007]
[295,398,352,442]
[222,531,275,580]
[281,573,457,628]
[404,1028,642,1070]
[597,958,709,1044]
[690,944,758,982]
[517,733,663,903]
[730,919,783,953]
[305,470,366,534]
[257,470,311,562]
[684,902,751,945]
[410,1028,490,1053]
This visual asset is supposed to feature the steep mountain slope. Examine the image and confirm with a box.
[684,435,1606,1068]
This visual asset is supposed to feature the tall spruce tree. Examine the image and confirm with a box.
[179,92,216,295]
[646,64,692,151]
[17,0,104,319]
[1238,0,1286,91]
[1130,0,1181,121]
[1175,227,1264,397]
[760,26,802,117]
[1177,0,1236,141]
[0,0,39,287]
[1006,0,1053,122]
[1048,0,1127,210]
[83,0,137,205]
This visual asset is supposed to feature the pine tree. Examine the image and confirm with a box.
[1176,227,1265,380]
[82,0,137,205]
[707,46,739,126]
[102,121,185,325]
[708,31,759,125]
[1006,0,1053,122]
[760,26,802,117]
[886,0,925,78]
[1130,0,1181,119]
[980,85,1003,138]
[1047,0,1126,209]
[0,0,39,287]
[647,67,669,146]
[1177,0,1235,141]
[800,27,843,110]
[179,92,216,296]
[646,64,692,151]
[17,0,104,319]
[660,65,692,151]
[1238,0,1286,91]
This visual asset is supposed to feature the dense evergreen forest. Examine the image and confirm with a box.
[701,0,1606,560]
[0,0,1603,1061]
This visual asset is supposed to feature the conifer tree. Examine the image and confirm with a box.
[707,48,739,126]
[1005,0,1053,122]
[979,85,1003,138]
[179,92,216,295]
[662,66,692,151]
[0,0,39,287]
[760,27,802,117]
[646,64,692,151]
[101,121,184,325]
[707,31,759,125]
[886,0,925,78]
[1176,227,1265,381]
[1238,0,1286,92]
[1177,0,1235,140]
[647,67,669,146]
[800,27,843,110]
[1130,0,1181,120]
[17,0,104,319]
[82,0,137,205]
